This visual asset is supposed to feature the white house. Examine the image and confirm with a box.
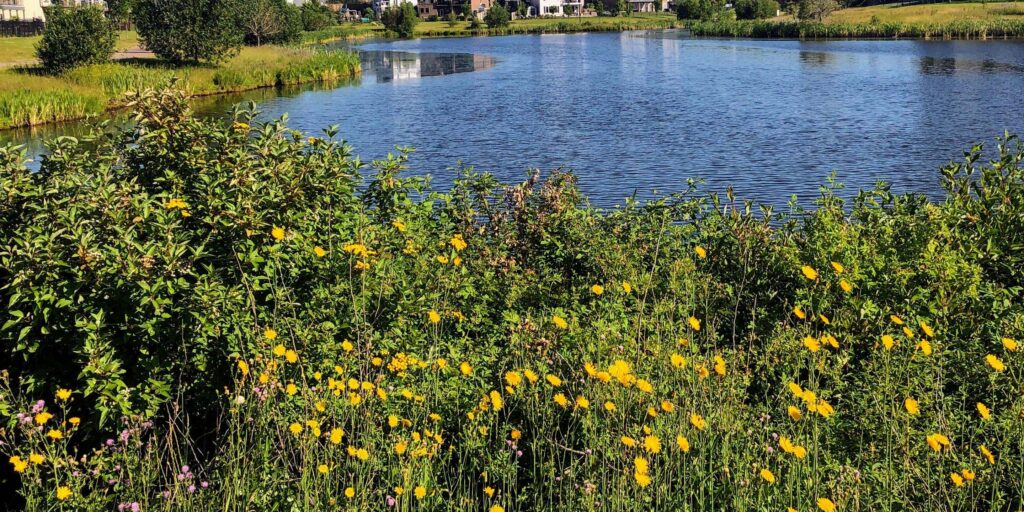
[373,0,414,14]
[530,0,582,16]
[0,0,46,21]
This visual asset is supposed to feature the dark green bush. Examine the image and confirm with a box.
[301,1,337,31]
[381,1,418,37]
[35,6,117,74]
[676,0,725,21]
[134,0,243,64]
[734,0,778,20]
[484,3,511,28]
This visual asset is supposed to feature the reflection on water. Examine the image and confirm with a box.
[799,51,835,67]
[919,56,1024,75]
[359,50,495,83]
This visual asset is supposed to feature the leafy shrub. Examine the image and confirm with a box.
[134,0,243,64]
[676,0,725,21]
[35,6,117,74]
[381,2,418,37]
[236,0,303,46]
[0,88,1023,509]
[734,0,778,20]
[301,1,337,31]
[485,3,511,28]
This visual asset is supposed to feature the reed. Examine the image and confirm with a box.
[687,19,1024,39]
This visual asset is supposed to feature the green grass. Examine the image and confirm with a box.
[826,2,1024,24]
[0,31,139,66]
[687,18,1024,38]
[414,13,682,37]
[0,45,360,130]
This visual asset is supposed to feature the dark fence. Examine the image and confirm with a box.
[0,20,45,37]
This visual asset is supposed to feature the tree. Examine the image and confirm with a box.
[105,0,135,24]
[36,5,117,74]
[734,0,778,19]
[675,0,724,20]
[301,1,337,31]
[381,2,417,38]
[484,3,510,27]
[134,0,243,64]
[235,0,301,45]
[797,0,838,21]
[615,0,627,14]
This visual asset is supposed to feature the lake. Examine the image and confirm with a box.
[6,31,1024,207]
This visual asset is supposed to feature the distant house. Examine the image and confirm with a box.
[626,0,667,12]
[373,0,415,14]
[413,0,492,18]
[530,0,582,16]
[0,0,46,21]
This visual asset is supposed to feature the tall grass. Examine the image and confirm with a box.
[687,19,1024,39]
[416,16,683,37]
[0,47,360,130]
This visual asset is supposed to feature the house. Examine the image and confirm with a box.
[373,0,414,14]
[530,0,582,16]
[626,0,667,12]
[415,0,492,18]
[1,0,46,21]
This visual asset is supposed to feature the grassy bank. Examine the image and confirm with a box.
[0,45,359,130]
[0,87,1022,510]
[0,30,140,68]
[688,18,1024,38]
[827,1,1024,24]
[415,13,682,37]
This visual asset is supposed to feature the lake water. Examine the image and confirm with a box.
[5,31,1024,207]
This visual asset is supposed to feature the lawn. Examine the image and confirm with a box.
[827,1,1024,24]
[0,30,139,67]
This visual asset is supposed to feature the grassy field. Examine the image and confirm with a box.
[413,13,681,37]
[826,1,1024,24]
[0,30,139,67]
[0,45,359,130]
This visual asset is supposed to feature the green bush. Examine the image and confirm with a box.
[676,0,725,21]
[0,88,1023,509]
[236,0,303,46]
[381,2,418,37]
[734,0,778,20]
[35,6,117,74]
[484,3,511,28]
[301,1,337,31]
[134,0,243,63]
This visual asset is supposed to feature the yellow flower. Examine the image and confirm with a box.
[266,328,279,341]
[47,429,63,440]
[341,340,354,352]
[392,219,407,232]
[484,486,495,497]
[285,383,298,396]
[460,361,473,375]
[788,382,803,396]
[881,335,895,350]
[801,265,819,281]
[695,245,707,259]
[690,413,706,430]
[28,453,44,464]
[9,456,28,473]
[985,354,1005,372]
[546,374,562,387]
[489,506,505,512]
[904,397,920,416]
[552,315,568,330]
[621,435,637,447]
[345,487,355,498]
[505,371,523,387]
[903,326,915,339]
[670,353,687,369]
[289,423,303,436]
[55,388,72,401]
[961,469,975,481]
[950,472,964,487]
[450,234,467,251]
[760,468,775,484]
[428,310,442,324]
[523,370,538,384]
[621,281,632,293]
[356,448,369,461]
[688,316,701,332]
[917,340,933,356]
[318,464,329,474]
[414,485,427,499]
[926,433,951,453]
[676,435,690,453]
[575,395,590,409]
[1003,337,1018,352]
[793,305,806,320]
[643,435,662,454]
[510,429,522,440]
[920,321,934,337]
[237,360,249,376]
[816,400,835,418]
[313,246,327,258]
[68,417,80,426]
[817,497,836,512]
[634,472,652,487]
[839,279,853,293]
[591,284,604,296]
[976,402,991,421]
[819,313,831,325]
[330,428,344,444]
[830,261,844,274]
[661,400,674,413]
[713,355,726,376]
[285,350,298,364]
[56,486,73,501]
[980,445,995,465]
[489,391,503,410]
[553,393,569,407]
[636,379,654,393]
[271,227,285,241]
[604,401,617,412]
[890,315,904,325]
[787,406,802,421]
[803,336,821,353]
[34,412,53,425]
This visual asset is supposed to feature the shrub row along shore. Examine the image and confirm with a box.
[687,18,1024,39]
[0,87,1022,510]
[0,47,359,131]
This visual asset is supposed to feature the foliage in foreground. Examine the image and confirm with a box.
[1,88,1023,510]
